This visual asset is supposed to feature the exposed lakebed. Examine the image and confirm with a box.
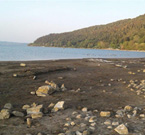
[0,58,145,134]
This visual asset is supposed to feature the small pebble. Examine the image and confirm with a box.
[82,107,88,112]
[76,114,82,119]
[107,126,112,129]
[30,91,35,95]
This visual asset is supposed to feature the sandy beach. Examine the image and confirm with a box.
[0,58,145,135]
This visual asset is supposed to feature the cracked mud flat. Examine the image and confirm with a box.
[0,58,145,135]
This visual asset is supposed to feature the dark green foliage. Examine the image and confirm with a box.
[30,14,145,50]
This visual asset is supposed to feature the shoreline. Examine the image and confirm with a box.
[1,57,145,63]
[29,44,145,52]
[103,48,145,52]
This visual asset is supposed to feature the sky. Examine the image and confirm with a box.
[0,0,145,43]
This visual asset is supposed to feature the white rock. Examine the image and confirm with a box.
[83,130,90,135]
[4,103,13,110]
[45,81,59,91]
[124,105,132,112]
[58,133,65,135]
[132,110,137,117]
[13,74,18,77]
[114,124,129,134]
[31,112,43,119]
[139,114,145,118]
[61,84,67,91]
[27,118,32,128]
[48,103,55,108]
[51,108,59,113]
[26,104,43,115]
[58,77,64,80]
[37,133,43,135]
[100,111,111,117]
[89,126,95,131]
[72,111,78,115]
[54,101,64,110]
[70,121,75,126]
[110,79,114,81]
[93,110,99,113]
[112,122,119,126]
[116,110,125,117]
[76,88,81,92]
[65,131,75,135]
[127,114,131,119]
[82,107,88,112]
[89,116,96,123]
[20,63,26,67]
[30,91,35,95]
[104,119,111,125]
[76,131,82,135]
[0,109,10,119]
[90,122,96,127]
[107,126,112,129]
[80,123,87,128]
[33,76,37,80]
[22,105,30,110]
[84,116,89,121]
[66,117,71,121]
[12,111,24,117]
[89,119,94,123]
[36,85,55,97]
[64,123,70,127]
[76,114,82,119]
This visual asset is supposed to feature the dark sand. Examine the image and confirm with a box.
[0,58,145,134]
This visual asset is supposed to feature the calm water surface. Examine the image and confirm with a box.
[0,44,145,61]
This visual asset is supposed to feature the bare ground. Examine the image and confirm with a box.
[0,58,145,135]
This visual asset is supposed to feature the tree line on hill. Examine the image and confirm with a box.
[30,14,145,50]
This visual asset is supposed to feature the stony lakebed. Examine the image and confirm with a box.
[0,58,145,135]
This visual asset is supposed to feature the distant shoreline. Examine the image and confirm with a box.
[29,44,145,52]
[103,48,145,52]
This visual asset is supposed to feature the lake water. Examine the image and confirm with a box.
[0,43,145,61]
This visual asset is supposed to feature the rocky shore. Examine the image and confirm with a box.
[0,58,145,135]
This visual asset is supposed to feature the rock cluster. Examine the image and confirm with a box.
[22,101,65,119]
[36,81,67,97]
[0,100,65,121]
[115,105,145,120]
[25,103,43,119]
[1,102,145,134]
[59,108,97,135]
[128,80,145,97]
[1,77,145,134]
[58,108,112,134]
[128,71,136,75]
[0,103,24,119]
[115,64,127,69]
[36,85,56,97]
[57,104,145,135]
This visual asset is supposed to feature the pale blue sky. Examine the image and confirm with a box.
[0,0,145,43]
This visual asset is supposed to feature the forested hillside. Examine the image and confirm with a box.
[30,14,145,50]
